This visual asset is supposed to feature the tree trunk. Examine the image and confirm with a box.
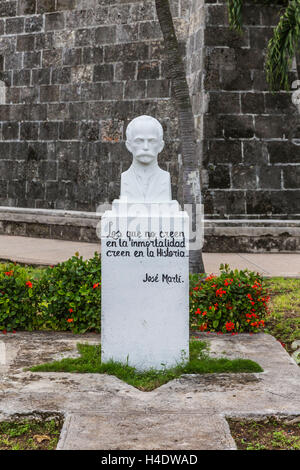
[155,0,205,274]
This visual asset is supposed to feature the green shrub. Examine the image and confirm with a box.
[36,252,101,334]
[0,258,270,336]
[190,264,270,334]
[0,263,39,332]
[0,253,101,334]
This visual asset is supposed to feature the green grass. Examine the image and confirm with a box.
[264,278,300,352]
[228,417,300,451]
[266,278,300,315]
[0,418,62,450]
[29,340,263,391]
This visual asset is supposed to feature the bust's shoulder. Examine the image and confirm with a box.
[157,167,171,179]
[121,168,133,179]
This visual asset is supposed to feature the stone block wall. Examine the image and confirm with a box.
[201,0,300,219]
[0,0,299,220]
[0,0,187,211]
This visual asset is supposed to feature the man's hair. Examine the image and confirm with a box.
[126,115,163,141]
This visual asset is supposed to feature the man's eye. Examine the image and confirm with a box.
[135,139,143,143]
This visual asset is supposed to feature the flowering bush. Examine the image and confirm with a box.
[36,252,101,334]
[0,264,38,332]
[0,258,269,336]
[190,264,270,334]
[0,253,101,334]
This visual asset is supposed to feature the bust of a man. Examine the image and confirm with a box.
[120,115,172,202]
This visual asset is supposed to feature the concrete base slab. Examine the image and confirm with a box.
[0,332,299,450]
[57,412,236,450]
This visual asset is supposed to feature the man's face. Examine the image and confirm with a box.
[126,120,164,165]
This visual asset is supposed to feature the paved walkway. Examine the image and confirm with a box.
[1,234,300,277]
[0,332,299,450]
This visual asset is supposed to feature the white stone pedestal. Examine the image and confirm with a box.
[101,200,189,370]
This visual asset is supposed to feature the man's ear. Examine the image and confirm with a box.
[125,140,132,153]
[159,140,165,153]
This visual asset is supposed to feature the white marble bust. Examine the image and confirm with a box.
[120,115,172,202]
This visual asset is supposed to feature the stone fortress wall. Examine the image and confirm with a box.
[198,1,300,220]
[0,0,183,212]
[0,0,299,247]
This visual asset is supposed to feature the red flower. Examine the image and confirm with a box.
[69,308,73,313]
[2,330,7,334]
[4,271,13,276]
[93,282,100,289]
[216,288,226,297]
[225,321,235,332]
[205,274,216,281]
[67,318,73,323]
[26,281,33,288]
[195,308,201,315]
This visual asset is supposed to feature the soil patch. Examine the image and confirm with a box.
[228,416,300,450]
[0,414,63,450]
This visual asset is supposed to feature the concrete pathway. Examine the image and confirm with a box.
[0,235,100,266]
[0,332,299,450]
[1,234,300,277]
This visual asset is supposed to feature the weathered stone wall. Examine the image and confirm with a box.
[0,0,187,211]
[202,0,300,219]
[0,0,299,220]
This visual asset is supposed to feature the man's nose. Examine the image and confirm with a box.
[143,140,149,150]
